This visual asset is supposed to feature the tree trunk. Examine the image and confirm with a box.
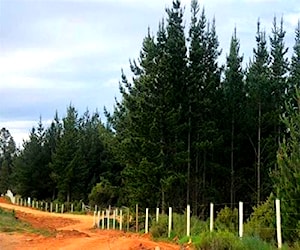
[257,102,261,204]
[161,189,165,214]
[67,190,70,203]
[202,150,207,204]
[187,105,191,205]
[230,117,235,208]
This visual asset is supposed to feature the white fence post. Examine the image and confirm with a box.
[210,203,214,232]
[145,208,149,234]
[45,202,48,212]
[168,207,172,238]
[156,207,159,223]
[276,199,282,249]
[101,210,105,229]
[113,210,116,229]
[95,205,97,212]
[32,200,35,208]
[120,209,123,230]
[71,203,74,213]
[97,211,100,228]
[187,204,191,237]
[36,201,39,209]
[106,209,110,229]
[50,202,53,213]
[93,211,97,227]
[55,203,58,213]
[61,204,64,214]
[239,202,243,238]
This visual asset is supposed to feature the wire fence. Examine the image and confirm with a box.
[11,196,300,249]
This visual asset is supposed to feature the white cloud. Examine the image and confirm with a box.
[102,78,120,88]
[0,119,52,148]
[285,13,300,27]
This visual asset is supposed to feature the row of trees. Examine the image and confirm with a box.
[0,109,121,202]
[107,0,300,212]
[0,0,299,241]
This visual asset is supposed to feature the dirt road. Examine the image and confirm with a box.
[0,201,181,250]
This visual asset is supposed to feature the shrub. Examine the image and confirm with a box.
[88,178,118,207]
[244,194,276,242]
[195,231,243,250]
[241,236,276,250]
[149,212,209,240]
[150,214,168,238]
[215,206,238,232]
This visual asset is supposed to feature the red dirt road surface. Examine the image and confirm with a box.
[0,199,181,250]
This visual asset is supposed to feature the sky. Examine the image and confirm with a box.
[0,0,299,147]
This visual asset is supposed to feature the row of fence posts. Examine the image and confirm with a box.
[15,197,283,249]
[15,197,84,214]
[93,200,283,249]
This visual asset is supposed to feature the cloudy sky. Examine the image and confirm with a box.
[0,0,299,147]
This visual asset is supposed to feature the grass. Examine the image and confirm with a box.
[148,212,300,250]
[0,207,53,236]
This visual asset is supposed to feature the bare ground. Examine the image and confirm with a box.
[0,198,182,250]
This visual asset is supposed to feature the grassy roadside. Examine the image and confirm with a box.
[0,207,53,236]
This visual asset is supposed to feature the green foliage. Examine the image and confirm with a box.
[88,178,118,207]
[273,88,300,242]
[244,195,276,242]
[215,206,238,232]
[150,213,208,239]
[195,231,243,250]
[150,215,169,238]
[14,120,54,199]
[238,236,276,250]
[193,231,278,250]
[0,128,16,194]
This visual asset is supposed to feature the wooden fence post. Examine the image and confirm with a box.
[136,204,139,232]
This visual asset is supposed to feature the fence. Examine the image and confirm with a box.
[13,197,291,249]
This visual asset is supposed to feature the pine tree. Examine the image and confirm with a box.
[50,105,83,202]
[269,17,289,152]
[14,120,53,199]
[273,88,300,241]
[107,1,189,211]
[289,20,300,103]
[246,20,270,203]
[0,128,16,194]
[188,2,222,210]
[187,0,207,211]
[223,28,245,206]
